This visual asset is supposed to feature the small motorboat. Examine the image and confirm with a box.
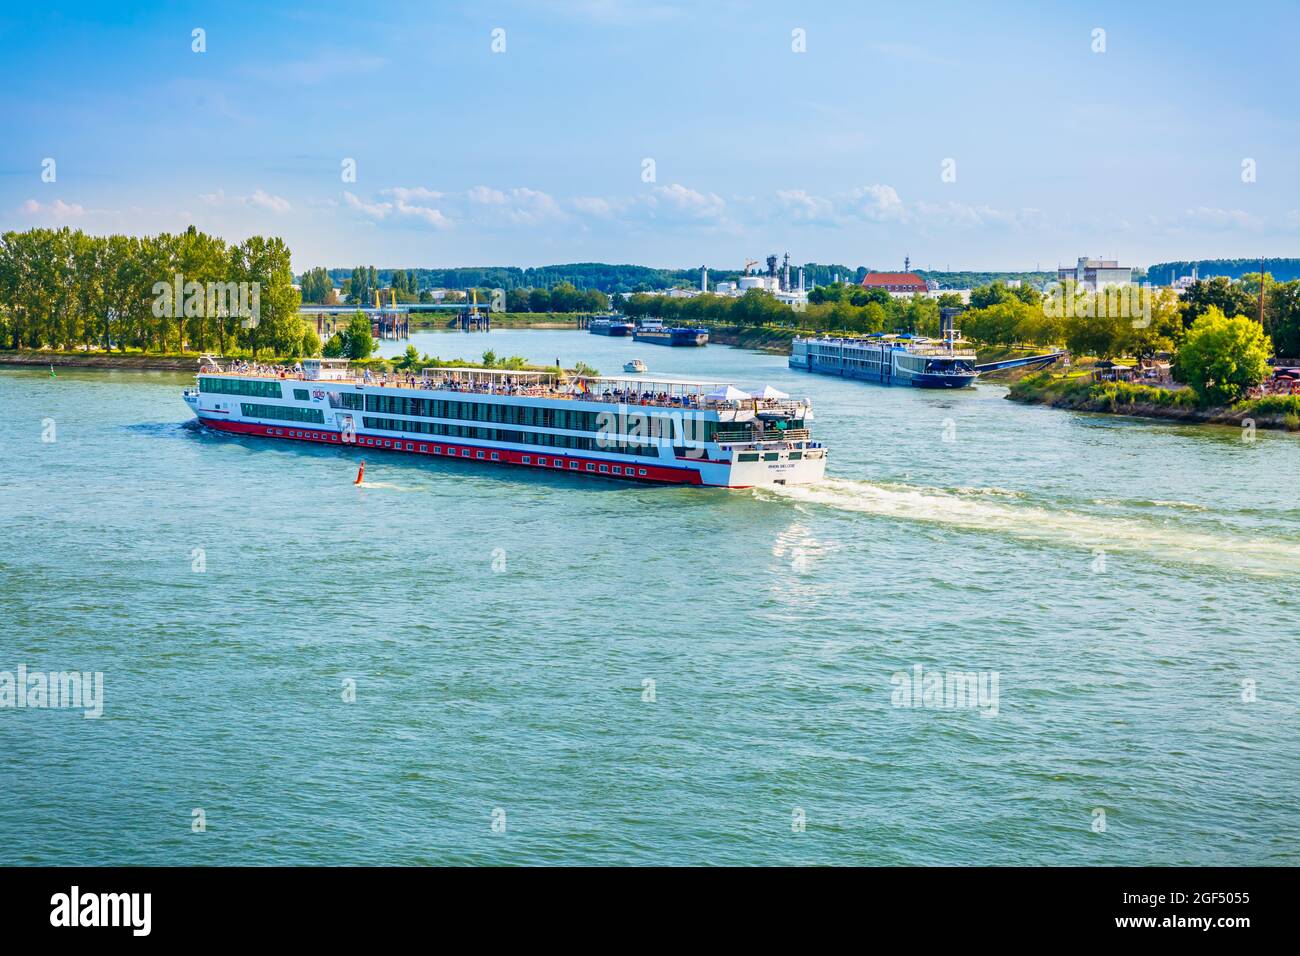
[624,358,647,373]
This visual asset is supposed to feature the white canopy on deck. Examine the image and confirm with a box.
[704,385,752,402]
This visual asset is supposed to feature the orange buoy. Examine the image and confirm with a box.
[355,461,366,485]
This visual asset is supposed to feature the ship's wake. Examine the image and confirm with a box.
[760,477,1300,576]
[355,480,425,492]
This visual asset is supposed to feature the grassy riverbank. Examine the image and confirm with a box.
[0,349,208,371]
[697,324,796,353]
[1008,370,1300,431]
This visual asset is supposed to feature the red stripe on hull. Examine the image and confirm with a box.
[195,416,712,485]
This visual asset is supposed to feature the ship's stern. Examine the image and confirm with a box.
[721,445,826,487]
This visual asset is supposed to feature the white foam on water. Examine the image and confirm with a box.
[762,477,1300,576]
[1091,497,1208,512]
[355,480,422,492]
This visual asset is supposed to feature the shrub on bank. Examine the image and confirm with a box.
[1009,372,1197,411]
[1092,380,1198,410]
[1245,393,1300,417]
[1007,371,1092,404]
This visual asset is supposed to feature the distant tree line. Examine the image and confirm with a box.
[502,282,609,313]
[320,263,675,295]
[1144,258,1300,285]
[0,226,311,358]
[916,270,1057,290]
[298,266,614,312]
[299,266,338,305]
[614,285,946,337]
[300,262,1082,296]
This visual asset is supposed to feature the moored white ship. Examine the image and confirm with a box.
[182,357,826,488]
[790,333,979,388]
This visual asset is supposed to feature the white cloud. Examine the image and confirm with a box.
[383,186,445,202]
[913,200,1041,230]
[343,190,393,219]
[200,188,291,214]
[767,184,1040,232]
[394,198,450,228]
[248,189,291,213]
[570,196,619,218]
[467,186,563,225]
[343,190,450,228]
[848,184,907,222]
[776,189,835,222]
[466,186,507,205]
[20,198,86,219]
[648,183,725,218]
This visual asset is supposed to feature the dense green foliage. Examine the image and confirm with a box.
[615,285,943,336]
[1091,380,1200,410]
[0,226,307,358]
[299,266,337,305]
[1179,276,1256,327]
[326,263,682,295]
[1247,393,1300,416]
[323,311,375,360]
[916,270,1055,289]
[505,282,609,313]
[1174,273,1300,359]
[1262,280,1300,359]
[1010,372,1199,411]
[1175,308,1272,405]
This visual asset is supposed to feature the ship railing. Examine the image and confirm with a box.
[907,346,978,357]
[195,366,811,414]
[716,428,810,443]
[766,400,808,416]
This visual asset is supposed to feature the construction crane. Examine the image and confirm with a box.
[743,259,759,275]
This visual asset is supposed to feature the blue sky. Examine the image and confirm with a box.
[2,0,1298,272]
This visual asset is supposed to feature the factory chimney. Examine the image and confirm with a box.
[700,266,708,292]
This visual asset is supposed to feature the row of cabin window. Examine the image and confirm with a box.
[361,416,661,457]
[520,455,648,477]
[240,402,325,424]
[199,377,283,399]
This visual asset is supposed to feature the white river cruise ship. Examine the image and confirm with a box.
[182,358,826,488]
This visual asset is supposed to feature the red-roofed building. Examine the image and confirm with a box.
[861,272,928,294]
